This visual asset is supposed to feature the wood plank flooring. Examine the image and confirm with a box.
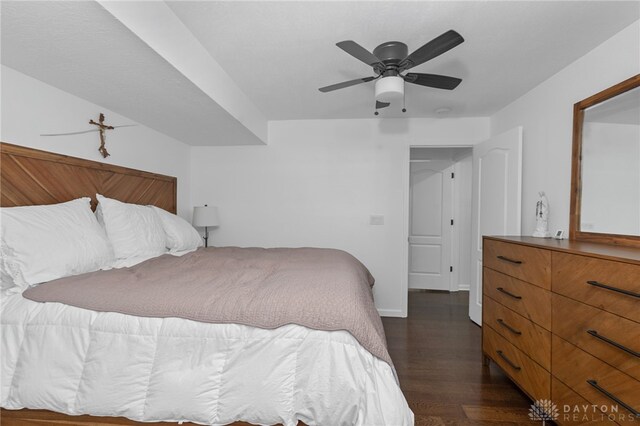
[382,290,533,425]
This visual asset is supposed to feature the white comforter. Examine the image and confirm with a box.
[1,292,414,426]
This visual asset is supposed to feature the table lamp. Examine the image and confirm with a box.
[192,205,219,247]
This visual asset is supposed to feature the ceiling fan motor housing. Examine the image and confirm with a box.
[373,41,409,65]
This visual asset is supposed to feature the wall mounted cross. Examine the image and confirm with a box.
[89,113,114,158]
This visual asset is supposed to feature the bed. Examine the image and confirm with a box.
[0,142,413,426]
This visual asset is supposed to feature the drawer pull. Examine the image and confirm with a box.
[587,330,640,358]
[497,255,523,264]
[586,379,639,417]
[496,350,521,371]
[586,280,640,299]
[496,287,522,300]
[497,319,522,335]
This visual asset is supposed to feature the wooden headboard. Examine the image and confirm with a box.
[0,142,177,213]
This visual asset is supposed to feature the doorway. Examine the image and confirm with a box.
[408,147,473,292]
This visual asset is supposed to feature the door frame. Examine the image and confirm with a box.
[401,144,474,317]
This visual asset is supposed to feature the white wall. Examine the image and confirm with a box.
[191,118,489,316]
[491,20,640,236]
[1,66,193,218]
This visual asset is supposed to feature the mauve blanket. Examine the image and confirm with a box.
[23,247,392,366]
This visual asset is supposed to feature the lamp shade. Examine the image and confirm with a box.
[192,205,219,227]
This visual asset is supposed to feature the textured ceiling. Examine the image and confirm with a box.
[2,0,639,144]
[1,1,262,146]
[167,1,640,119]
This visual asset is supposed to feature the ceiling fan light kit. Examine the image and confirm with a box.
[375,76,404,103]
[319,30,465,116]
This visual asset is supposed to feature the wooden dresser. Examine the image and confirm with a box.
[482,236,639,425]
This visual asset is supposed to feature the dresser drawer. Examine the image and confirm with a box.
[484,239,551,289]
[483,326,550,400]
[553,294,640,382]
[483,296,551,370]
[552,378,619,425]
[483,268,551,330]
[553,336,640,420]
[553,252,640,323]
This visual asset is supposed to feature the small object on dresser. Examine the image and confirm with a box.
[192,205,219,248]
[532,191,551,238]
[554,230,564,240]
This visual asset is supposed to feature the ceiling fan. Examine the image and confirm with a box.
[318,30,464,114]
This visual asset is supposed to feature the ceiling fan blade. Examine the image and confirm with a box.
[318,76,376,93]
[336,41,384,67]
[400,30,464,71]
[404,73,462,90]
[376,101,390,109]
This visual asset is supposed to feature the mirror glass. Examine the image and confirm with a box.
[580,85,640,236]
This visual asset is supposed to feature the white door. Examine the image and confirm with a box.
[409,161,453,291]
[469,127,523,325]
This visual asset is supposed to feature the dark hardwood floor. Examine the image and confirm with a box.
[382,291,533,426]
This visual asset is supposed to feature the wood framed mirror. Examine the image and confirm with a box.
[570,74,640,248]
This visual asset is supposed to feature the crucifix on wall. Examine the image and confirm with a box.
[89,113,114,158]
[40,113,136,158]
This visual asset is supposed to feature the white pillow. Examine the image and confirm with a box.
[1,239,20,292]
[96,194,167,260]
[152,206,203,252]
[0,198,114,288]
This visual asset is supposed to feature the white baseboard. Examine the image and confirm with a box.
[457,284,470,291]
[377,308,406,318]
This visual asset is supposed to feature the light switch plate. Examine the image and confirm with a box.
[370,215,385,225]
